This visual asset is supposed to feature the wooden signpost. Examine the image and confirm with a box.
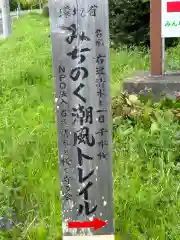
[48,0,114,239]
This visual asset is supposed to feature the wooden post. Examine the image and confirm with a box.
[39,0,42,10]
[16,8,19,19]
[150,0,163,75]
[48,0,114,239]
[17,1,21,19]
[18,1,21,16]
[1,0,12,39]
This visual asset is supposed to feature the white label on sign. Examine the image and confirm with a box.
[161,0,180,37]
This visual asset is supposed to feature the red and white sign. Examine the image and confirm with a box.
[162,0,180,37]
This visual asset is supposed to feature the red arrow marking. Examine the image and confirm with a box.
[68,218,107,231]
[167,1,180,12]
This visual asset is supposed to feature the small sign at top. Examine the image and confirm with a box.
[167,1,180,12]
[162,0,180,37]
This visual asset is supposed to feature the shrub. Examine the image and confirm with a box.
[10,0,18,11]
[109,0,150,47]
[42,3,49,18]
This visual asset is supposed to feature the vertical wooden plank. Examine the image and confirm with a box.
[150,0,162,75]
[48,0,114,238]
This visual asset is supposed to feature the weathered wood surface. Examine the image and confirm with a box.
[48,0,114,237]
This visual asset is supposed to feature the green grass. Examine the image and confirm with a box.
[0,13,179,239]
